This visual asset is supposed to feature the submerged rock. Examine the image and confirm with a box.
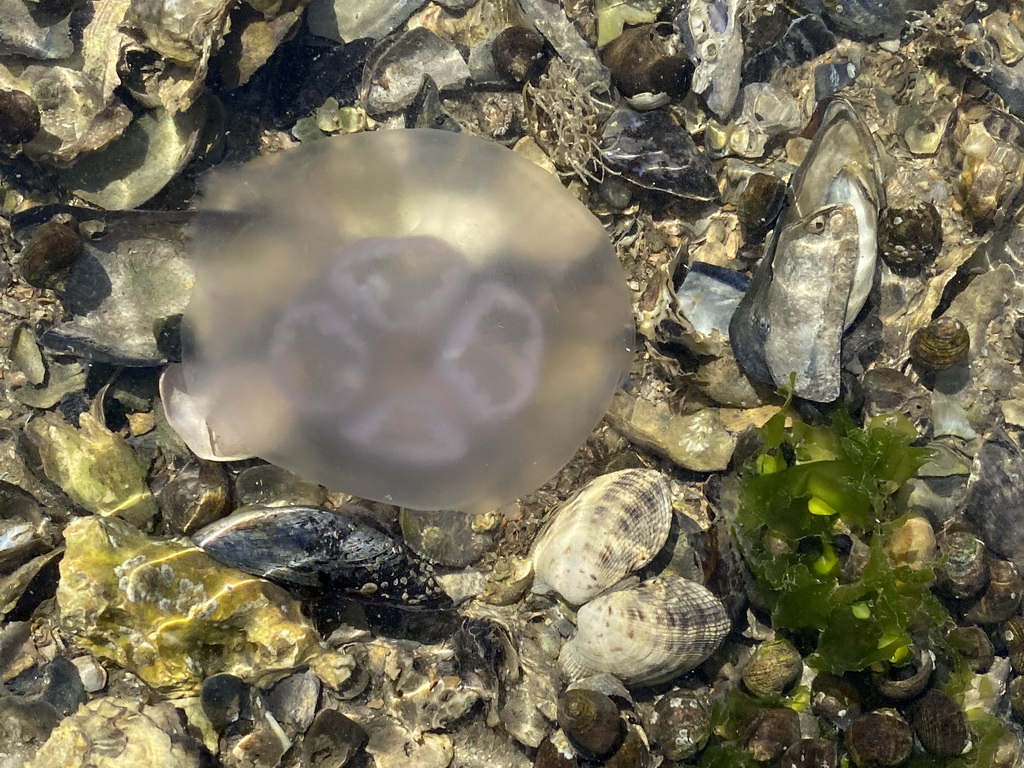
[26,698,201,768]
[57,515,353,695]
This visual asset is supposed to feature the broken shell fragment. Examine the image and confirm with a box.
[531,469,673,605]
[559,575,729,686]
[192,505,452,608]
[599,107,719,200]
[25,410,157,528]
[27,698,201,768]
[677,0,744,117]
[57,98,210,210]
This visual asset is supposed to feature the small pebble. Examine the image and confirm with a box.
[265,671,320,733]
[233,465,327,509]
[302,709,368,768]
[72,655,108,693]
[0,89,41,144]
[201,673,250,729]
[40,655,87,718]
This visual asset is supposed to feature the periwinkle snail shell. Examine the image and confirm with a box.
[909,317,970,371]
[531,469,673,605]
[908,689,971,757]
[556,688,625,759]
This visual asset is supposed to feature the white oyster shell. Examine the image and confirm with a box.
[531,469,672,605]
[559,575,729,687]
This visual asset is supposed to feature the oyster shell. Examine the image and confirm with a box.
[531,469,673,606]
[559,575,729,686]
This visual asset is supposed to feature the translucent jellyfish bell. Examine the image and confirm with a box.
[177,129,634,512]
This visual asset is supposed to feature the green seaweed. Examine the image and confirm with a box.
[735,408,941,672]
[704,405,1019,767]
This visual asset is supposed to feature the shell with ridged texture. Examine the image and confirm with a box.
[560,575,729,686]
[531,469,673,605]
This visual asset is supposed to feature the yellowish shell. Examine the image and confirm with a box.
[531,469,672,605]
[559,575,730,686]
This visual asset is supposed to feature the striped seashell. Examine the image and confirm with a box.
[559,575,729,686]
[531,469,673,605]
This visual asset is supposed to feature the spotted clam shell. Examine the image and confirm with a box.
[560,575,729,686]
[531,469,673,605]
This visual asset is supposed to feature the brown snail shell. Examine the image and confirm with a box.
[559,575,729,686]
[557,688,625,759]
[531,469,673,606]
[646,689,711,761]
[965,559,1024,624]
[844,710,914,768]
[742,638,803,698]
[601,23,691,98]
[1005,616,1024,673]
[0,89,41,145]
[157,460,231,535]
[491,26,547,84]
[909,317,970,371]
[909,689,971,757]
[781,738,838,768]
[742,707,800,763]
[604,724,652,768]
[17,220,83,289]
[872,650,934,702]
[878,202,943,273]
[738,172,788,243]
[935,530,988,599]
[535,731,579,768]
[811,672,861,729]
[1009,675,1024,722]
[948,625,994,673]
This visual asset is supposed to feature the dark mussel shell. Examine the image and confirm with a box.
[193,505,452,608]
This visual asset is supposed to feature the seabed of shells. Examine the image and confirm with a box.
[4,0,1024,766]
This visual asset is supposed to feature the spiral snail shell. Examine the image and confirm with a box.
[909,317,970,371]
